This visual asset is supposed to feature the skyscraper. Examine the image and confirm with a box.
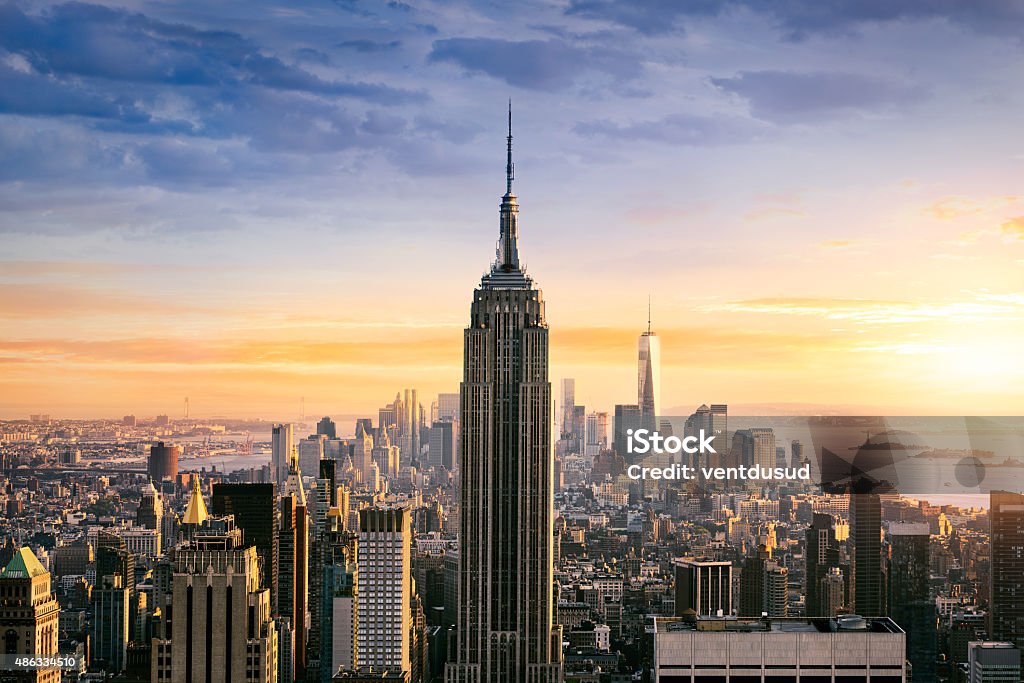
[272,423,295,487]
[561,378,575,438]
[151,518,278,683]
[887,522,935,682]
[851,491,883,617]
[968,642,1021,683]
[637,305,660,430]
[0,547,61,683]
[674,559,732,617]
[137,481,163,539]
[805,513,840,618]
[148,441,180,481]
[357,508,412,675]
[447,107,562,683]
[91,574,129,672]
[613,404,643,463]
[990,491,1024,651]
[279,465,310,680]
[317,416,337,439]
[211,483,280,611]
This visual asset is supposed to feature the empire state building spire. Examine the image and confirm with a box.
[495,100,521,274]
[449,109,562,683]
[505,100,514,196]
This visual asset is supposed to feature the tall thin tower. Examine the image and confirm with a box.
[638,298,661,430]
[447,104,562,683]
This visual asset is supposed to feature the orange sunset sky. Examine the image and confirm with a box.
[1,2,1023,419]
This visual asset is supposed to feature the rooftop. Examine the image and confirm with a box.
[655,615,904,635]
[1,547,48,579]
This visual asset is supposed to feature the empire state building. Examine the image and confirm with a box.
[447,108,563,683]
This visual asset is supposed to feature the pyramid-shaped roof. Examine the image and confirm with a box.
[1,547,48,579]
[182,476,209,525]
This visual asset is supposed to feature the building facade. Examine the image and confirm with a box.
[446,110,562,683]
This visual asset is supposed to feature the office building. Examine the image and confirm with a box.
[652,615,906,682]
[137,480,163,534]
[0,547,61,683]
[990,491,1024,651]
[357,508,412,674]
[299,435,326,478]
[805,513,840,618]
[318,417,338,439]
[638,309,661,430]
[151,518,278,682]
[91,574,129,672]
[613,404,643,462]
[561,379,576,438]
[821,568,845,618]
[148,441,180,482]
[674,559,733,617]
[211,483,279,611]
[427,420,454,471]
[732,428,776,470]
[436,393,459,422]
[323,559,358,682]
[852,491,883,616]
[446,110,562,683]
[887,522,935,682]
[279,466,310,680]
[272,423,295,487]
[967,642,1020,683]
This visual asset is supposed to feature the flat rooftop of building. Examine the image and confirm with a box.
[655,615,903,635]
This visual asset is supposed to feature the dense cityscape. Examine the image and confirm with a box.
[2,122,1022,683]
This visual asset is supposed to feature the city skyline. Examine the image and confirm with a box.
[2,1,1024,418]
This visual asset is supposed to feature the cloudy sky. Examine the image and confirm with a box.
[2,0,1023,420]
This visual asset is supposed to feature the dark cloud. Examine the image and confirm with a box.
[428,37,641,91]
[0,61,150,122]
[574,112,766,146]
[566,0,1024,39]
[0,2,422,102]
[711,70,928,123]
[0,1,447,188]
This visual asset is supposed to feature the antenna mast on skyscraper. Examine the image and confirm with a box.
[506,99,514,195]
[184,396,189,419]
[648,295,652,335]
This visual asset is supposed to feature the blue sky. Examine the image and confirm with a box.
[2,0,1023,418]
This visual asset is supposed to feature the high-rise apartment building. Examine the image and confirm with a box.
[446,109,562,683]
[357,508,412,674]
